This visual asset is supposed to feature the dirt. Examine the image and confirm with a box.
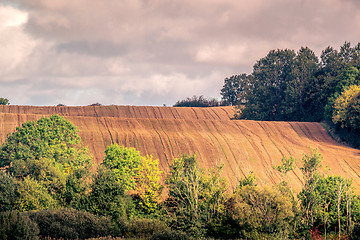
[1,105,360,192]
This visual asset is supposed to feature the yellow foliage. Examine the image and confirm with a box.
[134,155,163,213]
[332,85,360,127]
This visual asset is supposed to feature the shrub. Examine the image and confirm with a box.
[173,95,225,107]
[0,98,9,105]
[0,171,18,211]
[24,208,113,239]
[125,218,168,239]
[89,103,102,106]
[149,229,190,240]
[0,211,39,240]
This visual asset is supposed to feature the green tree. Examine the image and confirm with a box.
[165,155,227,238]
[0,115,93,209]
[307,175,358,238]
[240,49,296,120]
[0,98,9,105]
[298,148,322,227]
[220,74,251,106]
[325,67,360,119]
[0,171,18,212]
[332,85,360,129]
[135,155,163,214]
[15,176,57,211]
[0,211,39,240]
[227,185,295,239]
[285,47,320,121]
[84,166,134,222]
[273,156,296,195]
[173,95,222,107]
[345,89,360,131]
[103,144,142,191]
[237,171,257,189]
[102,144,163,215]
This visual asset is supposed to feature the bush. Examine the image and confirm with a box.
[0,98,9,105]
[173,95,225,107]
[0,171,18,211]
[89,103,102,106]
[149,229,190,240]
[0,211,39,240]
[24,208,113,239]
[125,218,168,239]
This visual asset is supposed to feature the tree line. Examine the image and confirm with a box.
[220,42,360,147]
[1,115,360,239]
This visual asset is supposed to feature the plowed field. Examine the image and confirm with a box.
[1,105,360,192]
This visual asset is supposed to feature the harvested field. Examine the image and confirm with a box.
[1,105,360,192]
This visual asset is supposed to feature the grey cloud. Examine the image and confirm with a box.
[56,41,129,58]
[2,0,360,106]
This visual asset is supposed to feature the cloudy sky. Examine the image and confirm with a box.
[1,0,360,106]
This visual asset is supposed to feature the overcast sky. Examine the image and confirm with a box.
[1,0,360,106]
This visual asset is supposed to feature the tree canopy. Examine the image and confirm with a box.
[225,42,360,123]
[0,98,9,105]
[221,42,360,147]
[0,115,93,209]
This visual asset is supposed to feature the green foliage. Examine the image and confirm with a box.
[240,49,297,120]
[149,229,190,240]
[313,176,357,236]
[0,115,93,209]
[346,90,360,131]
[125,218,168,239]
[325,67,360,120]
[300,148,322,182]
[102,144,163,215]
[231,42,360,126]
[0,98,9,105]
[103,144,142,191]
[25,208,113,239]
[297,149,360,237]
[332,85,360,130]
[134,155,163,214]
[165,155,228,238]
[220,74,251,106]
[286,47,321,121]
[237,171,257,189]
[173,95,224,107]
[298,148,323,227]
[0,171,18,211]
[274,156,296,174]
[273,156,296,196]
[227,185,295,239]
[0,211,39,240]
[85,166,136,223]
[15,176,57,211]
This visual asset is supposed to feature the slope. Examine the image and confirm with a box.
[0,105,359,191]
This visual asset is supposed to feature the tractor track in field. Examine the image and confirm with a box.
[1,105,360,192]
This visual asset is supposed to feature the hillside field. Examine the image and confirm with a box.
[1,105,360,192]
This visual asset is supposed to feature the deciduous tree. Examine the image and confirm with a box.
[0,98,9,105]
[0,115,93,209]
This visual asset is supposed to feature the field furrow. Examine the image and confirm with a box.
[0,106,360,192]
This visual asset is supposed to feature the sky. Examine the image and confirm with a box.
[1,0,360,106]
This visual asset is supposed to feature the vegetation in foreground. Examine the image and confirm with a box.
[1,115,360,239]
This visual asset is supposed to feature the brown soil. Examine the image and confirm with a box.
[1,105,359,192]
